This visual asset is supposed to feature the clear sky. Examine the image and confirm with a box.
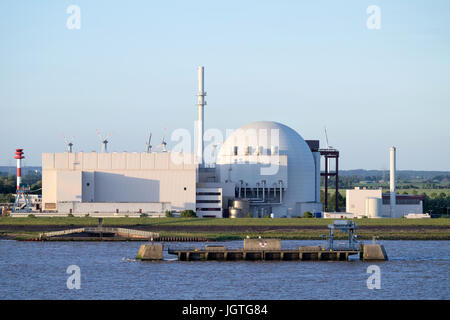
[1,0,449,170]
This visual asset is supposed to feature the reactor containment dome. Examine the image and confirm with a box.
[216,121,322,217]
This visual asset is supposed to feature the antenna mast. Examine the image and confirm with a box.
[97,130,111,153]
[63,135,75,153]
[146,133,153,153]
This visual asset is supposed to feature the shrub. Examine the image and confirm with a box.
[303,211,314,218]
[263,214,270,218]
[246,213,252,218]
[28,214,36,218]
[140,213,149,218]
[85,213,90,217]
[180,210,197,218]
[165,210,173,217]
[67,213,74,217]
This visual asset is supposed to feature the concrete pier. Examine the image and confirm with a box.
[168,245,359,262]
[360,244,389,261]
[136,244,163,260]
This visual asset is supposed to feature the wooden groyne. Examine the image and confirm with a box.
[38,227,159,241]
[36,227,207,242]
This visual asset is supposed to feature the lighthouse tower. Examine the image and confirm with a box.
[14,149,24,190]
[12,148,32,213]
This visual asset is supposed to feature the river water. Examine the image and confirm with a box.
[0,240,448,300]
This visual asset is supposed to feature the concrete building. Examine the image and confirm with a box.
[345,187,424,218]
[345,146,424,218]
[42,152,197,214]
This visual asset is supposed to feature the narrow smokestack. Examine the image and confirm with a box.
[390,146,396,217]
[196,66,206,167]
[14,149,24,191]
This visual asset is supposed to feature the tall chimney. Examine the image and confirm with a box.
[14,149,24,191]
[390,146,396,217]
[196,66,206,167]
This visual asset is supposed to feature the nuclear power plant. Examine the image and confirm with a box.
[34,67,424,218]
[39,67,324,217]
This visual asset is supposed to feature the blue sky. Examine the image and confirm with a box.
[1,0,449,170]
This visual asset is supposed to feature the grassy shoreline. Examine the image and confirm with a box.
[1,217,449,241]
[1,217,449,226]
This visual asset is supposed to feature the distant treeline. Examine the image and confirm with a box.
[1,167,448,178]
[321,189,450,216]
[322,174,450,190]
[339,169,450,180]
[0,173,41,202]
[0,166,41,175]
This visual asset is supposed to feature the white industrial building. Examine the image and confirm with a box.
[345,147,424,218]
[41,67,323,217]
[345,187,424,218]
[42,152,197,214]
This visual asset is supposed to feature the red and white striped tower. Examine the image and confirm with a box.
[14,149,24,191]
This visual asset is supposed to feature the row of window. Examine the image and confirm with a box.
[232,146,279,156]
[196,192,221,196]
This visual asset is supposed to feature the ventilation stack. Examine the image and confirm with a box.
[390,146,396,218]
[196,66,206,167]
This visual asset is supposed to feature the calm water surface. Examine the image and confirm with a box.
[0,240,448,300]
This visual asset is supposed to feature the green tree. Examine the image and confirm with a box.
[180,210,197,218]
[303,211,314,218]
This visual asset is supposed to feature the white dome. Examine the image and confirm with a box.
[216,121,318,217]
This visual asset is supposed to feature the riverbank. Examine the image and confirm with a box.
[1,217,449,241]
